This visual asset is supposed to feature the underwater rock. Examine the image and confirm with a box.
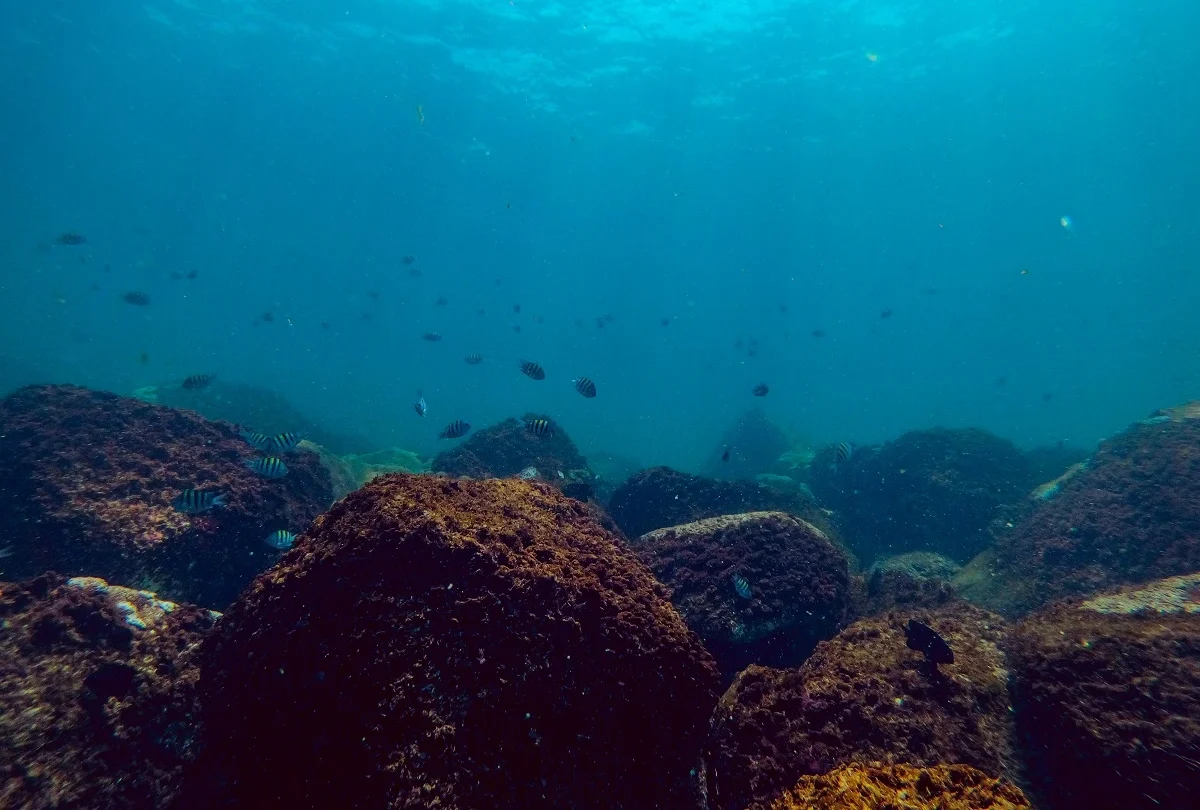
[705,409,791,481]
[0,573,216,809]
[0,384,335,608]
[762,762,1031,810]
[705,603,1019,810]
[430,413,595,493]
[1022,442,1089,490]
[1006,574,1200,810]
[179,474,720,809]
[863,552,962,616]
[809,428,1032,566]
[956,409,1200,617]
[608,466,822,539]
[309,442,429,500]
[634,511,852,680]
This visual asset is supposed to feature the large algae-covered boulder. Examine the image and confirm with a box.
[762,763,1031,810]
[809,428,1031,566]
[182,474,721,809]
[634,512,852,679]
[958,410,1200,617]
[705,603,1018,810]
[1007,573,1200,810]
[0,385,334,608]
[0,573,216,809]
[609,466,819,539]
[430,413,591,480]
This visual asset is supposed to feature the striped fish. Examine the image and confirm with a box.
[422,332,443,342]
[440,420,471,439]
[464,353,484,365]
[835,441,853,463]
[264,530,296,550]
[525,418,554,437]
[182,373,214,390]
[519,360,545,380]
[171,489,227,514]
[573,376,597,398]
[732,573,753,600]
[244,457,288,478]
[240,430,274,452]
[271,432,304,453]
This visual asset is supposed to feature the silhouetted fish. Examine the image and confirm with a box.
[264,530,296,550]
[519,360,545,380]
[722,447,730,462]
[402,255,416,265]
[422,332,443,342]
[905,619,954,665]
[244,457,288,478]
[525,418,554,437]
[57,232,87,245]
[440,420,471,439]
[464,353,484,365]
[414,395,427,418]
[172,489,226,513]
[752,383,769,397]
[573,377,597,398]
[182,374,214,391]
[122,291,150,306]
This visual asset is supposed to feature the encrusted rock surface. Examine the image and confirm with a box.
[634,512,852,678]
[0,384,334,608]
[1007,574,1200,810]
[759,762,1031,810]
[705,603,1018,810]
[608,466,822,539]
[957,410,1200,616]
[430,413,592,483]
[809,428,1031,566]
[0,573,216,809]
[180,473,720,809]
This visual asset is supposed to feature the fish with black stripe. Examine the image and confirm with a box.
[519,360,545,380]
[525,418,554,437]
[172,489,227,513]
[573,376,597,398]
[264,530,296,550]
[440,420,471,439]
[244,456,288,478]
[240,430,274,452]
[182,374,214,391]
[270,432,305,453]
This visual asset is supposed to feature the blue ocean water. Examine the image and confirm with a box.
[2,0,1197,469]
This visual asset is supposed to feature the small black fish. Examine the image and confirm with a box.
[435,295,448,306]
[186,269,198,280]
[752,383,769,397]
[261,312,275,323]
[513,303,521,314]
[525,418,554,437]
[520,360,545,380]
[244,457,288,478]
[402,255,416,265]
[464,353,484,365]
[182,374,214,391]
[122,291,151,306]
[513,325,522,333]
[57,232,87,245]
[414,395,427,418]
[722,447,730,462]
[880,309,893,319]
[422,332,443,342]
[573,377,597,398]
[271,432,304,453]
[661,317,671,327]
[440,420,471,439]
[811,329,826,338]
[172,489,227,513]
[905,618,954,665]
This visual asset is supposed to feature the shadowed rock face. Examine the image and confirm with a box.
[0,573,216,809]
[763,762,1031,810]
[958,413,1200,617]
[705,602,1019,810]
[0,385,335,608]
[809,427,1032,566]
[1007,575,1200,810]
[608,466,822,539]
[181,474,721,810]
[431,414,590,479]
[633,511,852,679]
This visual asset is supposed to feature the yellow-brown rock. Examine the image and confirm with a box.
[760,762,1030,810]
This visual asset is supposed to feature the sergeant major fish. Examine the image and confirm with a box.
[172,489,227,513]
[244,457,288,478]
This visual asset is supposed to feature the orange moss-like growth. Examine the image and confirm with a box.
[760,762,1030,810]
[182,474,720,809]
[706,603,1018,810]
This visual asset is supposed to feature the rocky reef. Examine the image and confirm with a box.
[705,409,791,481]
[309,443,429,500]
[608,466,822,539]
[0,573,216,809]
[0,385,335,608]
[761,762,1031,810]
[957,410,1200,616]
[809,428,1032,566]
[705,603,1018,810]
[633,511,852,679]
[1007,574,1200,810]
[863,552,962,616]
[179,474,720,809]
[430,414,595,498]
